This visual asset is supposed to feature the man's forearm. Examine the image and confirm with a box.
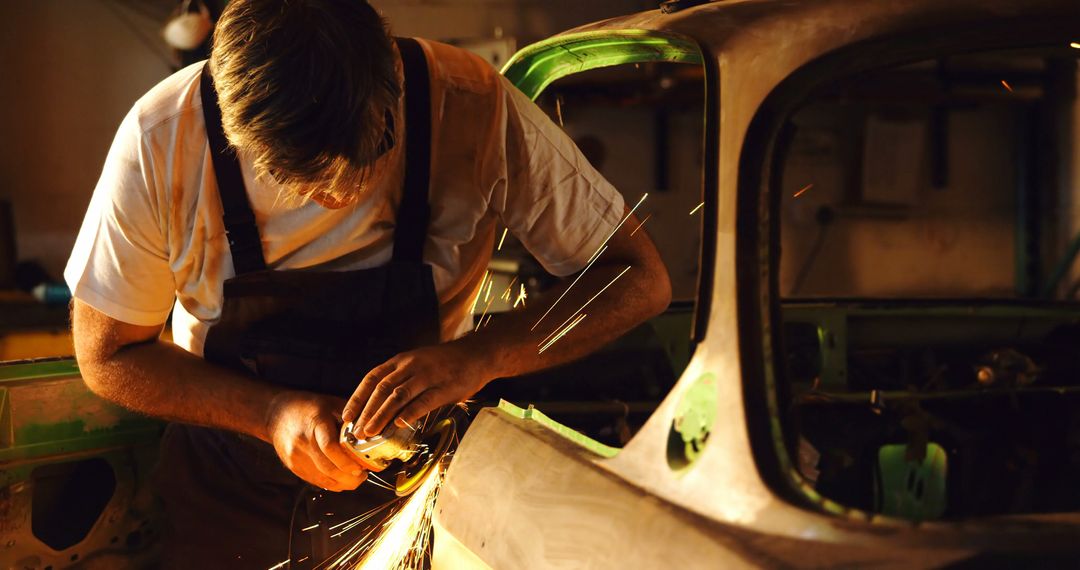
[459,255,671,385]
[460,206,672,385]
[79,338,283,442]
[345,246,671,438]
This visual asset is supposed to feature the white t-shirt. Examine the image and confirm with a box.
[65,39,624,356]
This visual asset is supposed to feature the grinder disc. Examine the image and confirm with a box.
[394,417,456,496]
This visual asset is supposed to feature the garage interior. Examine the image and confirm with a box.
[2,0,1080,568]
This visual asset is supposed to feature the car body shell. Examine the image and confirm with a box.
[432,1,1080,567]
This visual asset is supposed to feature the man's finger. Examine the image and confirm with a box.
[343,360,398,423]
[315,422,368,475]
[308,448,364,490]
[357,368,412,434]
[395,389,445,428]
[291,454,350,492]
[362,377,427,436]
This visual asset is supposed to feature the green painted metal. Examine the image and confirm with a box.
[876,443,948,521]
[0,358,80,382]
[783,302,1080,392]
[502,29,704,100]
[667,372,718,470]
[0,358,164,566]
[496,400,620,458]
[0,359,162,464]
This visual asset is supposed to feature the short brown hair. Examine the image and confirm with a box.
[210,0,399,198]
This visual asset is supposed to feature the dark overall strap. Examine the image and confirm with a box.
[393,37,433,264]
[199,63,268,275]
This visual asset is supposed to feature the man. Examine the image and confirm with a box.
[66,0,670,566]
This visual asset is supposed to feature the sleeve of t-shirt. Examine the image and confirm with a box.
[63,110,176,326]
[490,75,626,277]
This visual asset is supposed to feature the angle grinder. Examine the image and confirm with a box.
[339,410,458,496]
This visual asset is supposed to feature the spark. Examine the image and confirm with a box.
[537,265,631,349]
[689,201,705,215]
[514,283,527,308]
[302,523,320,532]
[482,314,493,328]
[793,183,813,198]
[1001,79,1013,92]
[555,95,565,127]
[500,276,518,301]
[267,560,289,570]
[530,246,608,331]
[368,472,393,488]
[365,478,396,492]
[399,417,417,431]
[299,557,309,563]
[484,279,493,303]
[629,213,652,237]
[497,228,509,251]
[586,193,648,265]
[1072,42,1080,49]
[366,472,397,492]
[324,536,371,568]
[329,502,399,538]
[469,271,490,313]
[329,504,392,532]
[353,465,445,569]
[539,313,587,354]
[475,285,498,332]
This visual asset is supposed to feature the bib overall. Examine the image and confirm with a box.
[153,38,440,568]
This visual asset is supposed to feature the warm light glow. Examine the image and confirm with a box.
[531,192,647,332]
[629,213,652,237]
[793,184,813,198]
[353,465,444,570]
[1070,42,1080,49]
[470,271,490,313]
[538,313,588,354]
[537,265,631,350]
[500,276,518,301]
[514,283,527,308]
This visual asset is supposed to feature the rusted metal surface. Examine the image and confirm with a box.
[0,359,163,567]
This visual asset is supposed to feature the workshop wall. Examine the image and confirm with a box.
[779,104,1020,298]
[779,94,1080,299]
[371,0,655,47]
[0,0,175,281]
[559,106,704,301]
[0,0,652,280]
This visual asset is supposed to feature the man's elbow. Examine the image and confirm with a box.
[645,261,673,318]
[75,352,118,400]
[70,299,160,402]
[72,336,131,406]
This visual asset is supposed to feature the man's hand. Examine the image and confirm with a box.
[266,391,369,491]
[341,207,669,440]
[342,343,488,438]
